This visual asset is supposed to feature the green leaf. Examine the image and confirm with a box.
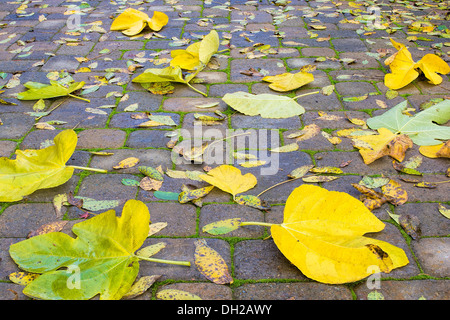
[17,81,86,100]
[0,130,77,202]
[138,166,164,181]
[222,91,305,119]
[153,191,180,201]
[366,100,450,145]
[202,218,243,235]
[9,200,150,300]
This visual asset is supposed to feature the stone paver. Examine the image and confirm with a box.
[0,0,449,301]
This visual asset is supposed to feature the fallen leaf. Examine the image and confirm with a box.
[122,275,161,300]
[234,195,270,210]
[381,179,408,206]
[199,165,257,198]
[202,218,243,235]
[194,239,233,284]
[270,143,299,153]
[178,185,214,204]
[262,71,314,92]
[270,185,409,284]
[139,176,163,191]
[9,200,157,300]
[366,100,450,146]
[110,8,169,36]
[419,140,450,158]
[157,289,202,300]
[27,221,68,238]
[113,157,140,170]
[0,130,78,202]
[352,128,413,164]
[438,203,450,219]
[398,214,421,239]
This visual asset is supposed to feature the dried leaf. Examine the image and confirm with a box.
[194,239,233,284]
[113,157,140,170]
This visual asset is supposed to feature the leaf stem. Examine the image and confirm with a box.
[135,255,191,267]
[292,90,320,100]
[186,82,207,97]
[257,176,303,197]
[240,221,274,228]
[68,165,108,173]
[68,93,91,103]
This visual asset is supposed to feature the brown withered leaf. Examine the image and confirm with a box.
[352,128,413,165]
[352,183,387,210]
[381,179,408,206]
[27,221,68,238]
[398,214,421,239]
[139,176,163,191]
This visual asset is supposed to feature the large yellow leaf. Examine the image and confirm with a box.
[0,130,77,202]
[384,38,450,89]
[147,11,169,32]
[110,8,168,36]
[170,49,200,70]
[352,127,413,164]
[271,185,409,284]
[415,54,450,85]
[384,39,418,90]
[199,165,257,198]
[262,71,314,92]
[110,8,150,31]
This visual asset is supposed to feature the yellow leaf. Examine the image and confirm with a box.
[110,9,168,36]
[352,128,413,165]
[381,179,408,206]
[112,157,140,170]
[415,54,450,85]
[9,272,40,286]
[438,203,450,220]
[384,38,450,89]
[286,123,321,141]
[147,11,169,32]
[170,49,200,70]
[419,141,450,158]
[199,165,257,198]
[110,8,150,31]
[122,19,147,36]
[270,185,409,284]
[239,160,267,167]
[384,39,418,90]
[270,142,299,153]
[262,71,314,92]
[194,239,233,284]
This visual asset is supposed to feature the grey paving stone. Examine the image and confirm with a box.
[138,238,231,282]
[0,203,61,237]
[41,55,81,71]
[413,238,450,278]
[76,129,127,149]
[0,141,17,157]
[354,280,450,300]
[0,113,35,139]
[89,148,172,173]
[199,204,265,238]
[234,282,353,300]
[156,283,232,300]
[234,239,308,280]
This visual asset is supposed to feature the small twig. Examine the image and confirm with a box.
[135,255,191,267]
[35,98,68,121]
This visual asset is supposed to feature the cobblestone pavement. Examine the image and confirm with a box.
[0,0,449,300]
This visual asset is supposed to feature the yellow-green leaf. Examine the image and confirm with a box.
[0,130,77,202]
[157,289,202,300]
